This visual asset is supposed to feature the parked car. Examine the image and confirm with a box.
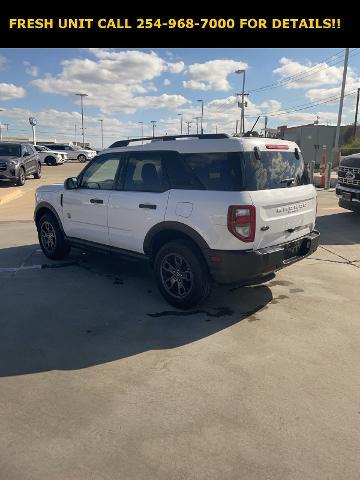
[0,142,41,186]
[33,145,68,166]
[336,154,360,213]
[42,144,97,163]
[34,133,320,308]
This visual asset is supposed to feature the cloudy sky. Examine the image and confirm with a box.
[0,48,359,148]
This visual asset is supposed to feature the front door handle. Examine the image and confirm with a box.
[139,204,157,210]
[90,198,103,204]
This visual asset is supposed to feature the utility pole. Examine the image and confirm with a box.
[235,119,239,135]
[98,119,104,149]
[150,120,157,138]
[193,117,201,134]
[74,124,77,144]
[138,122,144,143]
[264,116,268,137]
[353,88,360,140]
[177,113,183,135]
[185,121,192,135]
[197,100,204,134]
[75,93,88,147]
[215,125,218,134]
[235,69,246,133]
[326,48,349,190]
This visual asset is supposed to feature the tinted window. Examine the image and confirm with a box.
[165,152,203,189]
[244,150,309,190]
[44,145,64,150]
[80,154,123,190]
[0,144,21,157]
[124,153,167,192]
[180,152,244,191]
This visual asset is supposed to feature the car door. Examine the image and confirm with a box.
[21,145,35,173]
[108,151,170,253]
[62,153,124,245]
[27,144,38,172]
[64,146,76,160]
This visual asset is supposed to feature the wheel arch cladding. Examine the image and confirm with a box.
[34,202,64,233]
[143,222,210,259]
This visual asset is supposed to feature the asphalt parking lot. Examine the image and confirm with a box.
[0,164,359,480]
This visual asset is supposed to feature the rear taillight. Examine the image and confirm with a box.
[265,144,289,150]
[227,205,256,242]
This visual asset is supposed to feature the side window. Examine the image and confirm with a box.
[22,145,29,156]
[164,151,203,190]
[124,153,168,192]
[181,152,244,191]
[27,145,34,155]
[79,154,124,190]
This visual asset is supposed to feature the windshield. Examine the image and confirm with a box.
[243,150,309,190]
[0,144,21,157]
[36,146,48,151]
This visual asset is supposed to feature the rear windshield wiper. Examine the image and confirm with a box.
[279,177,295,186]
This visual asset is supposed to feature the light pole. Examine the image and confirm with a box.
[98,119,104,149]
[235,69,246,134]
[138,121,144,143]
[197,100,204,134]
[177,113,183,135]
[29,117,37,145]
[75,93,88,147]
[150,120,157,138]
[185,121,192,135]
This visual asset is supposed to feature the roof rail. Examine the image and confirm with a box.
[108,133,230,148]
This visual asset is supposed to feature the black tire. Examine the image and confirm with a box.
[33,162,42,179]
[45,156,56,166]
[78,154,87,163]
[16,167,26,186]
[154,240,212,309]
[37,213,70,260]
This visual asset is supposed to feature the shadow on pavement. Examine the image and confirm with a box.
[317,211,360,246]
[0,244,273,377]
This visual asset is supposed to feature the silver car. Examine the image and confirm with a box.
[42,144,97,163]
[0,142,41,186]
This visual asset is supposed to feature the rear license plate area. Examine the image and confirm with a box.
[284,238,310,260]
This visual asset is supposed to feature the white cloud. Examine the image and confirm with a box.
[167,61,185,74]
[273,57,354,89]
[0,54,8,70]
[163,79,171,86]
[24,61,39,77]
[0,83,26,100]
[183,60,248,91]
[32,49,189,114]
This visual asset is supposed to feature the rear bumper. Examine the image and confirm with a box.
[205,230,320,284]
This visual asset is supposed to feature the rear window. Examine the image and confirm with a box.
[243,150,309,190]
[179,152,244,191]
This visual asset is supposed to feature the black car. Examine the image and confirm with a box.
[336,154,360,213]
[0,142,42,186]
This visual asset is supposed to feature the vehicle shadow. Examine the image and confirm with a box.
[0,244,273,377]
[317,211,360,245]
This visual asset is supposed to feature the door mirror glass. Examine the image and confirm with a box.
[23,151,30,157]
[64,177,78,189]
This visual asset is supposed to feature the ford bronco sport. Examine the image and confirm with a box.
[34,133,320,308]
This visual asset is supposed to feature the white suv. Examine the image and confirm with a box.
[42,144,97,163]
[34,134,320,309]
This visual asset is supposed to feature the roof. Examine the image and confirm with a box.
[104,134,299,155]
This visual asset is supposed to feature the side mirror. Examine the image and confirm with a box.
[64,177,79,190]
[23,152,30,157]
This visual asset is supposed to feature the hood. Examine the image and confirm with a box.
[0,155,21,163]
[36,183,64,193]
[340,155,360,167]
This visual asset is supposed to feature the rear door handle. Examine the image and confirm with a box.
[139,204,157,210]
[90,198,103,204]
